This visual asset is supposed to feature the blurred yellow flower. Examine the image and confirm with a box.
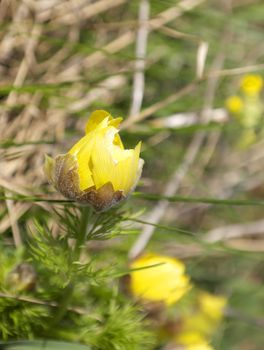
[198,292,227,321]
[130,253,191,305]
[225,95,243,114]
[180,292,227,339]
[44,110,144,211]
[176,331,214,350]
[182,313,216,337]
[186,342,214,350]
[240,74,263,96]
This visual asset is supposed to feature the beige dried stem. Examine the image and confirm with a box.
[129,0,150,117]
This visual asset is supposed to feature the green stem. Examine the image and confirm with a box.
[86,212,101,239]
[52,282,74,325]
[52,206,92,325]
[74,206,91,258]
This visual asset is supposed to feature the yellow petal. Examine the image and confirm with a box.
[69,134,92,156]
[110,151,137,194]
[113,133,124,149]
[103,128,141,192]
[69,117,111,191]
[91,130,141,194]
[69,114,110,157]
[85,110,123,148]
[88,132,114,190]
[109,116,123,129]
[116,142,141,194]
[68,135,94,190]
[85,110,122,134]
[85,110,110,133]
[76,155,94,190]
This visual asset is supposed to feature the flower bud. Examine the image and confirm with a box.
[225,95,243,115]
[44,110,144,211]
[130,253,191,306]
[240,74,263,96]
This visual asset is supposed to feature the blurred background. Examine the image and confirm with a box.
[0,0,264,349]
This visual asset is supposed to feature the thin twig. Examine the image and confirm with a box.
[123,81,198,129]
[5,192,22,246]
[129,0,150,117]
[208,63,264,78]
[0,292,94,316]
[150,108,228,129]
[205,219,264,243]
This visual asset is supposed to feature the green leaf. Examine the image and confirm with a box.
[133,192,264,206]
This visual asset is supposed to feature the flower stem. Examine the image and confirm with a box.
[74,206,92,258]
[52,205,92,325]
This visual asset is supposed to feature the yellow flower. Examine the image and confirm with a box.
[176,331,214,350]
[240,74,263,96]
[182,313,217,337]
[225,95,243,114]
[198,292,227,321]
[130,253,191,305]
[44,110,144,211]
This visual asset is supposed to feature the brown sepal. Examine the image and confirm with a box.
[52,153,125,211]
